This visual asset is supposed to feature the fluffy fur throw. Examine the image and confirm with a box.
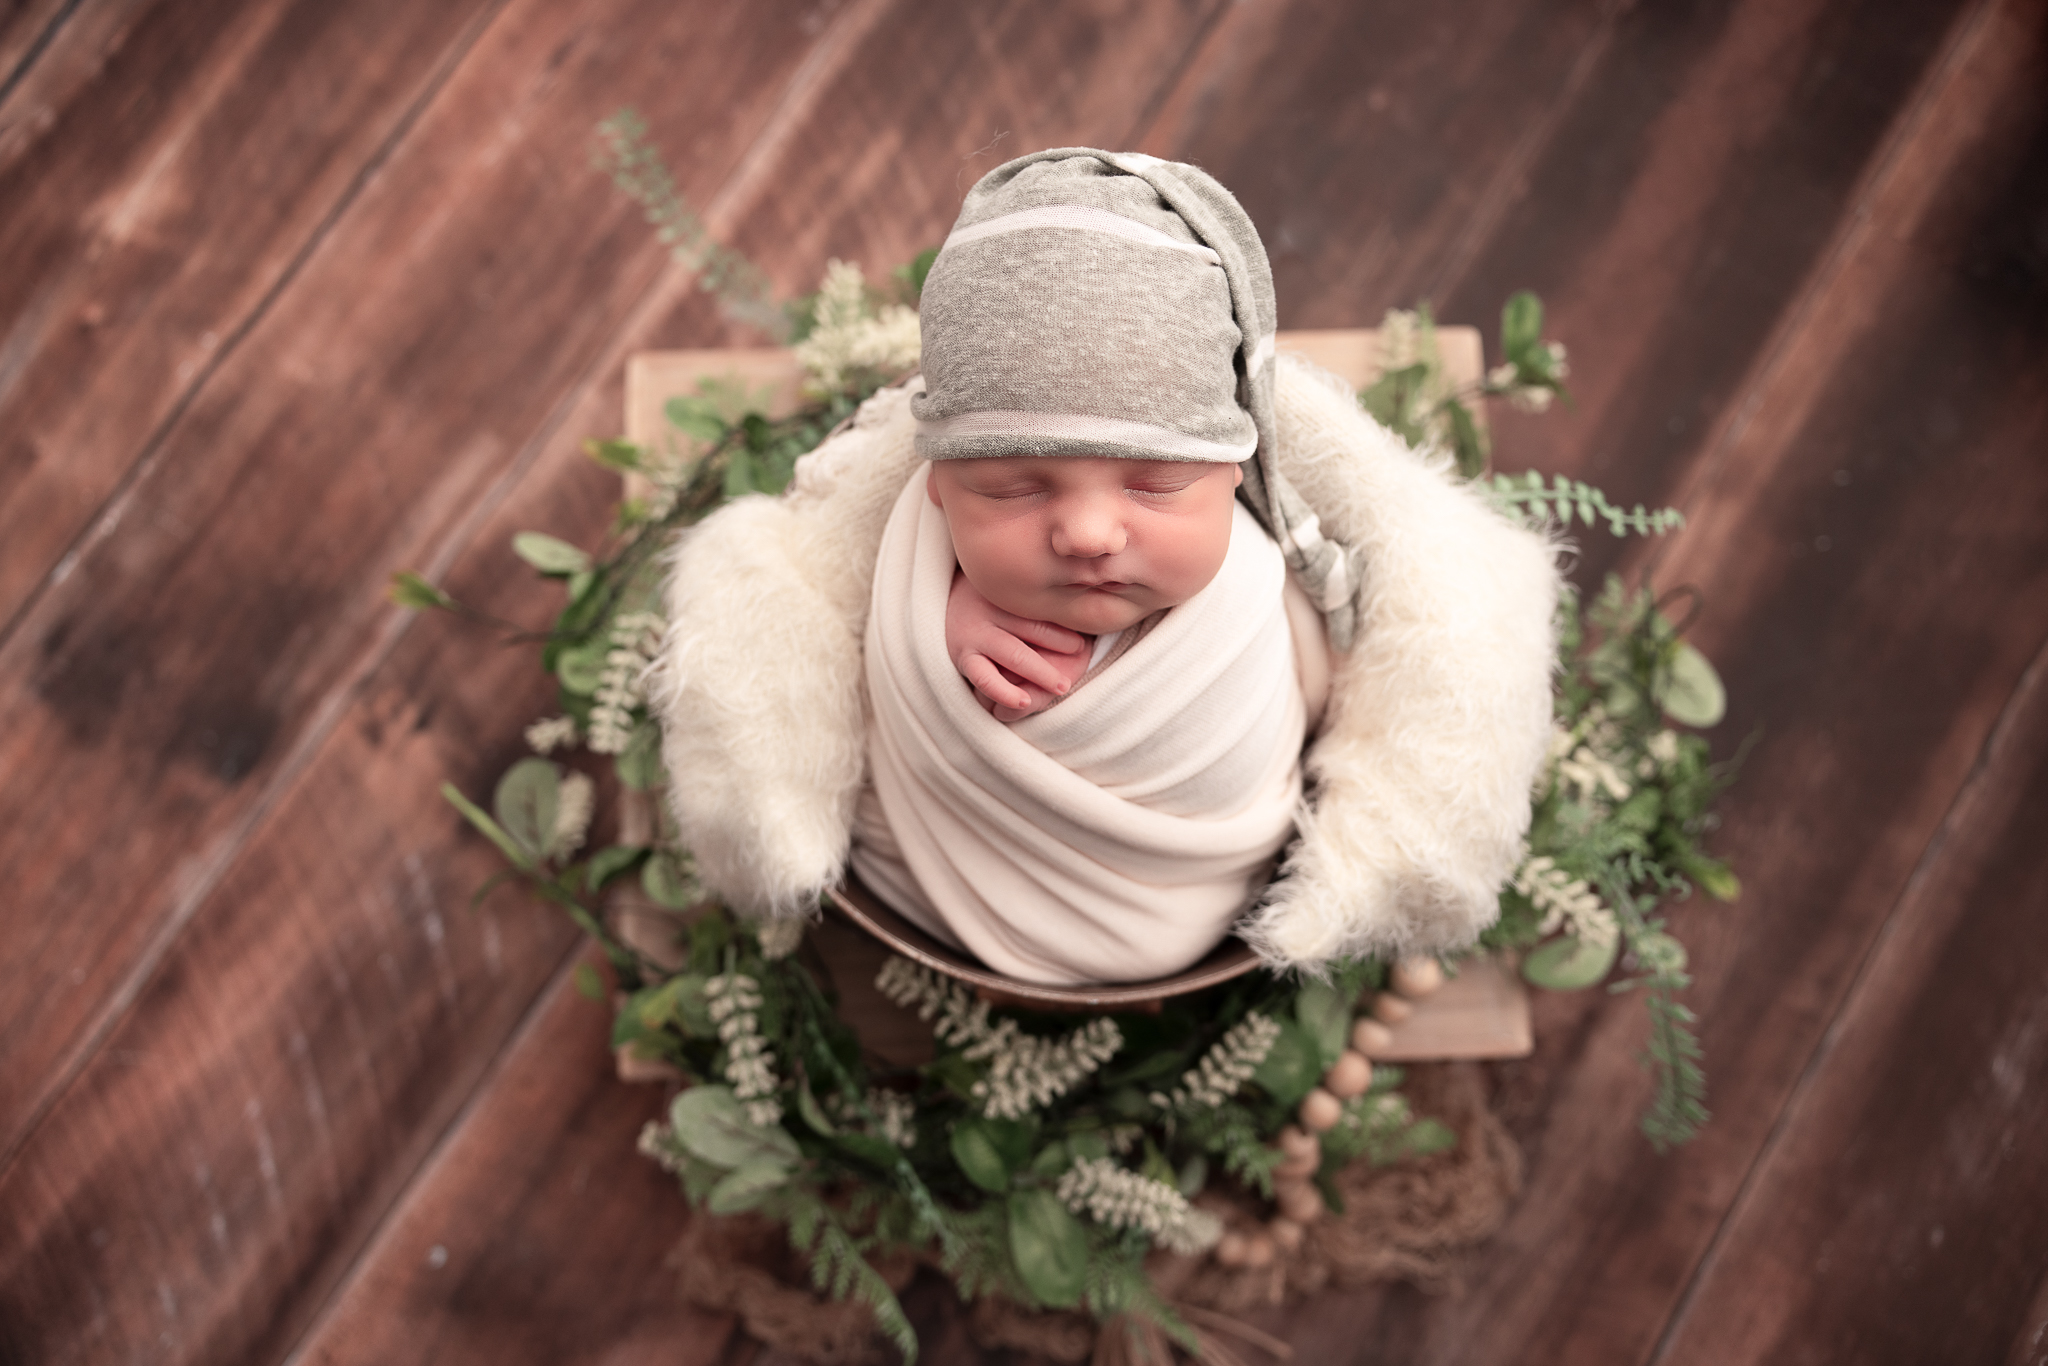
[652,355,1561,972]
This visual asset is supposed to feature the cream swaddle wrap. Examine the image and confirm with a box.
[851,468,1306,986]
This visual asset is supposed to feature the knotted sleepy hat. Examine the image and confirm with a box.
[912,147,1366,649]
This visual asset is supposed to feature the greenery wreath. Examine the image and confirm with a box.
[394,118,1741,1361]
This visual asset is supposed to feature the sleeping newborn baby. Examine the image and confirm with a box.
[848,148,1343,986]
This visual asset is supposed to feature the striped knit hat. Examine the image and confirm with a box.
[912,148,1365,649]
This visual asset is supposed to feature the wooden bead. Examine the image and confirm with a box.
[1370,993,1413,1025]
[1269,1217,1305,1253]
[1351,1017,1395,1056]
[1298,1087,1342,1132]
[1214,1232,1250,1267]
[1275,1179,1325,1224]
[1277,1125,1321,1161]
[1392,956,1445,997]
[1242,1232,1277,1267]
[1275,1151,1319,1179]
[1324,1049,1373,1099]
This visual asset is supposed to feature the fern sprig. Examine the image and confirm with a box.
[1487,471,1685,537]
[780,1188,920,1363]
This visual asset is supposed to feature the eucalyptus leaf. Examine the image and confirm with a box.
[951,1122,1011,1194]
[795,1076,837,1136]
[669,1085,798,1171]
[388,571,453,611]
[1253,1017,1323,1108]
[584,843,647,893]
[832,1131,902,1170]
[1294,979,1355,1070]
[1444,398,1487,479]
[512,531,591,576]
[582,437,642,471]
[665,395,728,443]
[555,640,610,696]
[643,851,701,909]
[707,1155,793,1214]
[1658,642,1727,728]
[1501,291,1544,363]
[1685,854,1741,903]
[1523,933,1621,991]
[492,759,560,859]
[1007,1189,1087,1309]
[616,720,665,791]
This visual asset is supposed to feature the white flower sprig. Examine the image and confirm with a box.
[1545,714,1633,806]
[549,771,594,859]
[793,260,922,396]
[826,1086,919,1149]
[867,1088,918,1149]
[1513,852,1619,951]
[874,958,1123,1120]
[1151,1012,1281,1112]
[706,973,782,1127]
[1055,1156,1221,1253]
[752,917,805,961]
[524,715,578,754]
[589,611,665,754]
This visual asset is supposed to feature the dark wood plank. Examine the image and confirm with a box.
[676,0,1234,309]
[0,0,504,631]
[0,0,834,1160]
[1135,0,1619,322]
[290,2,1246,1354]
[0,1,861,1359]
[1651,651,2048,1362]
[288,953,738,1366]
[0,0,71,98]
[1251,1,2046,1360]
[1438,0,1973,587]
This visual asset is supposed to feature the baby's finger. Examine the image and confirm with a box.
[961,654,1033,711]
[985,634,1073,694]
[993,612,1087,656]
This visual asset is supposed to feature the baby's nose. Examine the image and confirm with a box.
[1050,499,1127,557]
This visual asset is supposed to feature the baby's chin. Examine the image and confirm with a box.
[1037,588,1167,636]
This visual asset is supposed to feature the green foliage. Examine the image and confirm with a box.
[1008,1188,1089,1307]
[403,193,1742,1359]
[593,109,784,337]
[1484,470,1686,537]
[388,571,453,611]
[1478,574,1740,1146]
[1521,933,1620,990]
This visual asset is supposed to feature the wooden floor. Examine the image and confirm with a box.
[2,0,2044,1361]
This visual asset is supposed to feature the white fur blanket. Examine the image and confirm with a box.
[653,356,1561,972]
[852,473,1305,985]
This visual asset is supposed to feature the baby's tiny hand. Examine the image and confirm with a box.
[945,571,1091,720]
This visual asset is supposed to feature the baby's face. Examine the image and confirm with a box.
[927,456,1243,635]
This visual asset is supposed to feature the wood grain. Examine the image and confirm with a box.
[0,0,506,632]
[1439,0,1972,586]
[0,0,71,99]
[1217,2,2048,1360]
[0,3,1256,1362]
[0,0,833,1158]
[1652,643,2048,1361]
[287,953,738,1366]
[2,0,2042,1361]
[0,0,856,1359]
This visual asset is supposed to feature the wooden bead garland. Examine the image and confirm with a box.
[1217,956,1450,1265]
